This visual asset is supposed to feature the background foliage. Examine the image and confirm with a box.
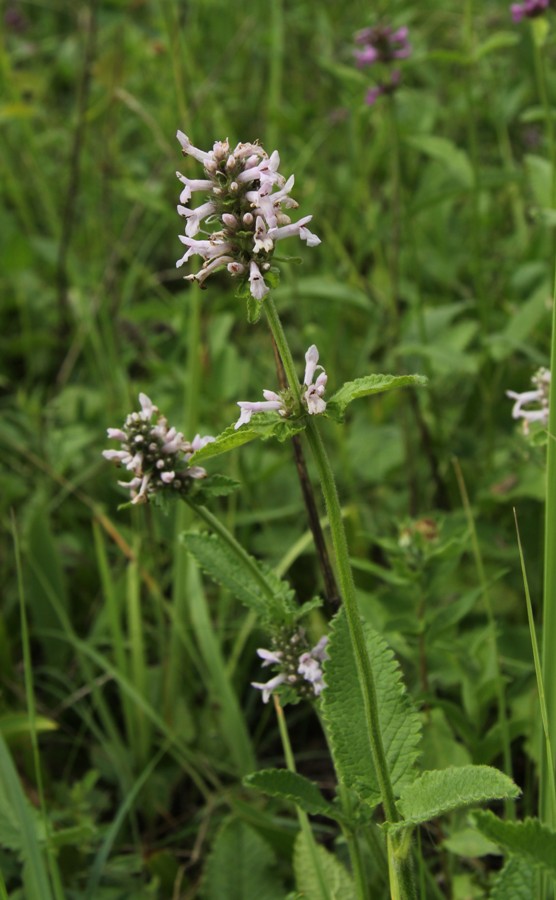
[1,0,554,896]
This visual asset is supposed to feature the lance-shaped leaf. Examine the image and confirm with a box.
[388,766,520,833]
[321,608,421,808]
[182,531,296,625]
[244,769,345,823]
[293,830,356,900]
[474,811,556,880]
[189,416,306,465]
[326,374,427,422]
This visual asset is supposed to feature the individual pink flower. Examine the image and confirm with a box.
[506,367,550,433]
[511,0,550,22]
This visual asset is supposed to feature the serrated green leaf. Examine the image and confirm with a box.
[474,811,556,879]
[293,830,356,900]
[182,531,296,624]
[244,769,345,823]
[489,856,536,900]
[190,416,307,465]
[192,474,240,499]
[188,423,261,464]
[327,374,426,421]
[392,767,519,832]
[321,608,421,808]
[201,818,286,900]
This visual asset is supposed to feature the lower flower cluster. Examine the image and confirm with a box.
[251,629,329,704]
[103,393,214,504]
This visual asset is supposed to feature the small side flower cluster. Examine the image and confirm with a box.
[354,24,411,106]
[175,132,320,302]
[234,344,327,429]
[251,630,329,703]
[103,393,214,504]
[506,367,551,433]
[511,0,550,22]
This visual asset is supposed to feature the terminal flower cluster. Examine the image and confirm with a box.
[103,393,214,504]
[234,344,327,429]
[354,24,411,66]
[354,23,410,106]
[506,367,551,432]
[175,132,320,302]
[510,0,550,22]
[251,631,329,703]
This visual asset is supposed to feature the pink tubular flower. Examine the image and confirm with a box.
[302,345,328,415]
[354,24,411,66]
[103,394,214,503]
[511,0,549,21]
[175,132,320,303]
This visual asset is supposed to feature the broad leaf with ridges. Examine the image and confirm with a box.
[244,769,345,823]
[293,830,356,900]
[201,818,286,900]
[489,856,536,900]
[474,811,556,880]
[321,608,421,808]
[182,531,296,625]
[189,416,306,465]
[390,766,519,833]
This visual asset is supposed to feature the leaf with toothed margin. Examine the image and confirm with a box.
[244,769,346,824]
[321,608,421,809]
[386,766,520,835]
[473,811,556,880]
[188,416,306,465]
[326,374,427,422]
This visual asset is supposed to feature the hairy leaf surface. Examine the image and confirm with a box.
[327,374,427,421]
[245,769,344,823]
[474,811,556,879]
[201,818,286,900]
[489,856,536,900]
[321,608,421,808]
[393,766,520,831]
[182,531,296,624]
[293,830,356,900]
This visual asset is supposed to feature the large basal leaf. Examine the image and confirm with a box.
[201,818,286,900]
[182,531,296,624]
[474,811,556,880]
[327,374,427,422]
[489,856,536,900]
[244,769,344,823]
[321,608,421,808]
[392,766,520,832]
[293,830,356,900]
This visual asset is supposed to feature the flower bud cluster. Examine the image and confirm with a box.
[103,393,214,504]
[353,24,410,106]
[175,132,320,301]
[511,0,550,22]
[251,628,329,704]
[506,367,551,433]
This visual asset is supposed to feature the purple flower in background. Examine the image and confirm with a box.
[366,70,401,106]
[511,0,549,21]
[354,23,409,106]
[354,25,411,66]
